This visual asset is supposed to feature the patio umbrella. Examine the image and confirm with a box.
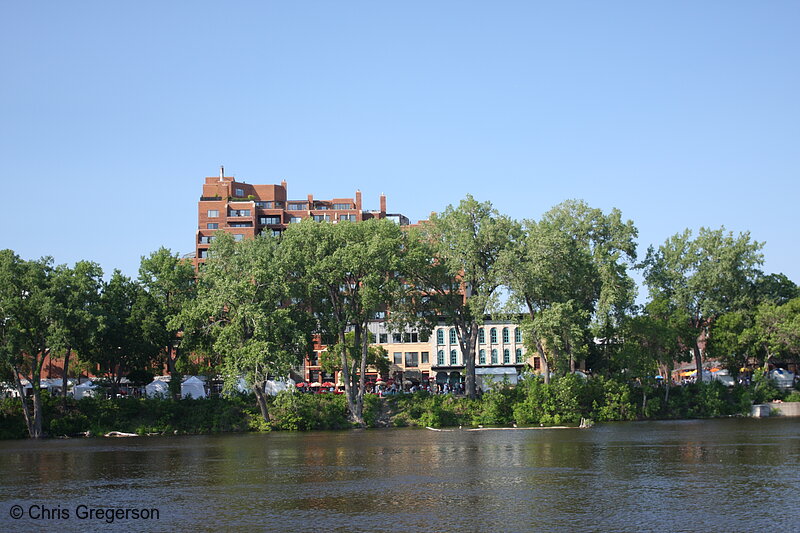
[296,382,307,388]
[321,382,334,388]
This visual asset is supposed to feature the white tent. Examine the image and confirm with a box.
[73,380,97,399]
[145,379,170,398]
[181,376,207,399]
[265,378,294,396]
[476,367,519,390]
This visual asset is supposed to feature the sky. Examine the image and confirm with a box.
[2,1,798,296]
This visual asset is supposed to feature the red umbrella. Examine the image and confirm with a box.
[321,382,334,388]
[296,382,307,388]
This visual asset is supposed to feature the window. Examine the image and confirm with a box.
[478,329,485,344]
[379,333,388,344]
[339,214,356,222]
[515,328,522,343]
[271,230,281,237]
[207,223,219,229]
[437,350,444,366]
[490,328,497,343]
[312,214,330,222]
[450,350,457,365]
[393,352,402,365]
[503,349,510,364]
[491,349,498,364]
[449,329,457,344]
[502,328,509,343]
[234,188,245,197]
[315,204,329,210]
[234,234,244,242]
[393,333,402,343]
[289,217,301,224]
[254,201,267,208]
[533,357,541,370]
[333,203,352,210]
[403,333,411,343]
[405,352,418,367]
[288,203,306,210]
[260,216,281,225]
[207,210,219,218]
[229,222,252,228]
[479,349,486,364]
[516,348,523,363]
[198,249,208,258]
[420,331,430,342]
[228,209,251,217]
[199,236,214,244]
[437,330,444,345]
[421,352,429,364]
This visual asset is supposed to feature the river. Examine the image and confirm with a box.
[1,418,798,532]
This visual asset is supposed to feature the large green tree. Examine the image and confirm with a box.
[175,233,310,423]
[46,261,103,408]
[0,251,54,438]
[499,201,637,382]
[84,271,162,397]
[138,247,197,375]
[641,227,764,378]
[280,218,405,425]
[405,195,517,397]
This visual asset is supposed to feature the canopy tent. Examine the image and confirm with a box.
[265,378,294,396]
[146,379,170,398]
[145,379,170,398]
[73,380,97,399]
[181,376,207,399]
[475,367,518,390]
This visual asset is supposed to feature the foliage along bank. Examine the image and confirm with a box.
[1,374,792,439]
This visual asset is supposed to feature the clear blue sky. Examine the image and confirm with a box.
[2,2,798,293]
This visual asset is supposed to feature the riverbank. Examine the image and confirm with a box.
[2,375,794,439]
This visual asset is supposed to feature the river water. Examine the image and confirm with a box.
[1,418,798,532]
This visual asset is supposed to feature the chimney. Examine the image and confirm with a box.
[280,179,287,189]
[307,194,313,208]
[219,165,224,182]
[379,193,386,214]
[355,190,362,210]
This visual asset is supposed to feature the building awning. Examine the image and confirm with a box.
[435,371,449,384]
[476,367,518,376]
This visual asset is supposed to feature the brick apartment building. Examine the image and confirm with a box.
[194,167,408,267]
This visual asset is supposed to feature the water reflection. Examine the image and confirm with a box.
[0,419,798,531]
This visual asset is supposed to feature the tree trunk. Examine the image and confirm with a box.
[62,347,72,409]
[692,342,703,382]
[12,368,35,438]
[253,381,270,423]
[338,328,361,426]
[535,339,551,385]
[31,388,43,438]
[461,326,478,399]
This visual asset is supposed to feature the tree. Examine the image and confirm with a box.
[84,271,161,397]
[641,227,764,378]
[175,233,310,423]
[405,195,517,397]
[499,201,637,382]
[0,251,54,438]
[138,247,197,376]
[46,261,103,408]
[280,218,405,425]
[754,297,800,363]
